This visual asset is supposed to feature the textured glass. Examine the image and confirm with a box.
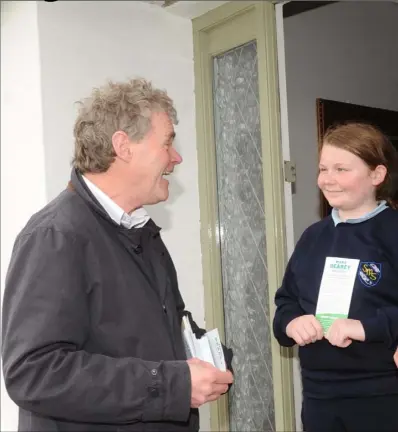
[213,41,275,432]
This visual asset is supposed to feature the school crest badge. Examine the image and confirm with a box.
[358,262,382,287]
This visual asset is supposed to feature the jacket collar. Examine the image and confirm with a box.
[68,168,162,236]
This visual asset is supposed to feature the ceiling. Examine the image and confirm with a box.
[141,0,229,19]
[141,1,398,20]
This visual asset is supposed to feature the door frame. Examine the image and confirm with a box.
[193,1,295,431]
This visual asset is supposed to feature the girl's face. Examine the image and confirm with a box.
[318,144,386,214]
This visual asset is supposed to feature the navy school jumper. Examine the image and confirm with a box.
[273,206,398,399]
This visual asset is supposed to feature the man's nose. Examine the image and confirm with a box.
[171,148,183,165]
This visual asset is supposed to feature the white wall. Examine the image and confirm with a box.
[284,1,398,242]
[1,2,47,430]
[1,1,209,430]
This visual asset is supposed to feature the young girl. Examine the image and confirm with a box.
[273,122,398,432]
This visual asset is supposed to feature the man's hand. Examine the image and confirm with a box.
[187,358,234,408]
[394,348,398,368]
[325,318,365,348]
[285,315,324,346]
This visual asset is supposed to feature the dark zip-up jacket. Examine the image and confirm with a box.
[2,169,199,431]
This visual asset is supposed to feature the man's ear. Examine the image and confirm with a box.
[372,165,387,187]
[112,131,132,162]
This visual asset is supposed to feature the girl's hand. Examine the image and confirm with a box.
[286,315,324,346]
[325,319,365,348]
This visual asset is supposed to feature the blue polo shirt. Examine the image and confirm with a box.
[331,200,388,226]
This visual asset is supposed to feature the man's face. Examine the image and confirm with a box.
[129,112,182,205]
[318,144,381,213]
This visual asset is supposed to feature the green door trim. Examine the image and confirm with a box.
[193,2,295,431]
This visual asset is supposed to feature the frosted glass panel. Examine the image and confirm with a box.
[213,41,275,432]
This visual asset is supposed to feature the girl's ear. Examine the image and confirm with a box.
[371,165,387,187]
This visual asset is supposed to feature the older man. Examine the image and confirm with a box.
[2,79,233,431]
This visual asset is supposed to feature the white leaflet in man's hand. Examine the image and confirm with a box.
[181,317,226,371]
[195,335,215,366]
[182,316,196,357]
[206,328,226,371]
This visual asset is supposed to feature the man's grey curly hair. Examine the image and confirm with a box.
[72,78,178,173]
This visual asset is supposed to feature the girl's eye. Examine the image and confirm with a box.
[319,168,327,172]
[337,168,347,172]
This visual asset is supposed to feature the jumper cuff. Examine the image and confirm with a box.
[361,316,385,343]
